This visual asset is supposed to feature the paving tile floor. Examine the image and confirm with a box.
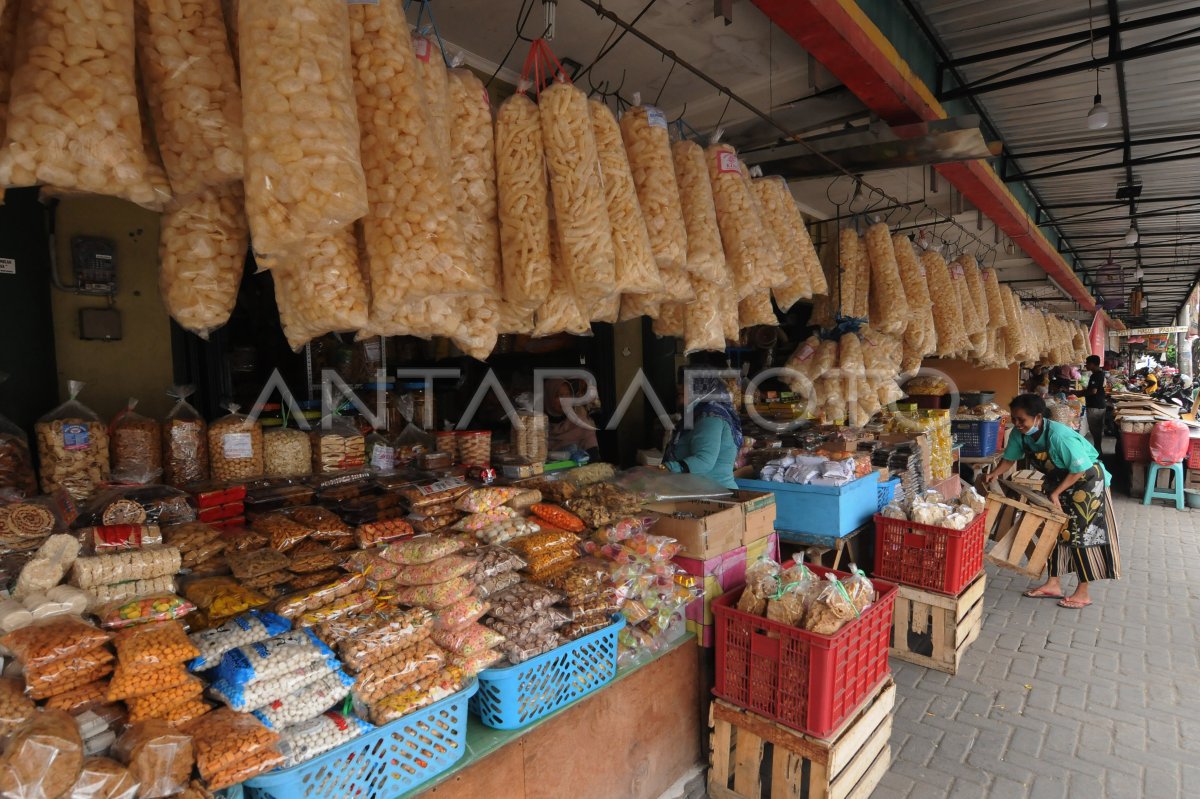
[873,492,1200,799]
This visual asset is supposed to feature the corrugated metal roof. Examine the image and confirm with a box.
[916,0,1200,323]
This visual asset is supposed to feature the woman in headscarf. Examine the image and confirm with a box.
[661,368,743,491]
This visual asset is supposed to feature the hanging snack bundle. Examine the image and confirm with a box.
[207,405,263,481]
[265,226,370,352]
[751,176,812,310]
[706,144,771,298]
[35,381,110,501]
[495,92,553,310]
[238,0,367,254]
[133,0,243,196]
[539,79,617,308]
[619,103,687,276]
[862,222,908,335]
[0,379,37,497]
[0,0,170,210]
[921,250,969,356]
[159,184,249,340]
[670,139,727,285]
[588,99,662,297]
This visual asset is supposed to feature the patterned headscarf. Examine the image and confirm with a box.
[686,376,744,450]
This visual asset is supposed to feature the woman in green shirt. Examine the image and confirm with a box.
[662,375,741,491]
[985,394,1120,609]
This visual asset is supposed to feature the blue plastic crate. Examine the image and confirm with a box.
[471,618,624,729]
[876,478,900,511]
[242,681,477,799]
[951,419,1002,458]
[735,474,879,539]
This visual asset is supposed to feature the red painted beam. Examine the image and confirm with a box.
[753,0,1114,324]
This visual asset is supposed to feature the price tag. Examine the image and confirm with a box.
[417,476,467,495]
[645,106,667,128]
[414,37,431,63]
[0,258,14,275]
[222,432,253,460]
[370,444,395,471]
[717,151,740,174]
[794,343,815,362]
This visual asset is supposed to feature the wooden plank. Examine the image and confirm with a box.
[939,607,956,666]
[956,601,984,658]
[930,604,948,663]
[839,746,892,799]
[1010,512,1043,559]
[707,785,742,799]
[828,718,891,799]
[711,702,833,765]
[422,739,525,799]
[826,683,896,774]
[710,713,733,791]
[986,529,1019,569]
[807,760,830,799]
[893,596,911,641]
[1025,521,1061,577]
[521,641,701,799]
[732,728,763,799]
[955,573,987,621]
[771,752,804,799]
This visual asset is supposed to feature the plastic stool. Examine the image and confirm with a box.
[1143,462,1185,510]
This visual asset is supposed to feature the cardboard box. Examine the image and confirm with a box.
[714,490,777,546]
[645,500,743,560]
[676,533,779,647]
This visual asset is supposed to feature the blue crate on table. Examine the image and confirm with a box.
[242,681,477,799]
[735,474,879,540]
[951,419,1002,458]
[876,478,900,511]
[472,617,624,730]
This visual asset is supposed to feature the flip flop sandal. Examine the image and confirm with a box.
[1057,599,1092,609]
[1022,589,1065,599]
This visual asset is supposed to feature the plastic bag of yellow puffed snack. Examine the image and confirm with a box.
[751,176,814,311]
[495,93,552,311]
[239,0,367,255]
[264,226,369,352]
[589,99,662,296]
[533,215,593,338]
[619,103,687,274]
[0,0,171,211]
[705,144,771,299]
[134,0,243,197]
[671,140,727,286]
[347,0,486,331]
[539,80,616,309]
[159,185,249,339]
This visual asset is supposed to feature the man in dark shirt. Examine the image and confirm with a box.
[1083,355,1107,450]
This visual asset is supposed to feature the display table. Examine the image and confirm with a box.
[406,631,701,799]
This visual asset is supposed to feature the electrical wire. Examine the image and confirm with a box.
[486,0,541,88]
[575,0,660,84]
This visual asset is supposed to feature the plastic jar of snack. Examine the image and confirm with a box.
[457,431,491,467]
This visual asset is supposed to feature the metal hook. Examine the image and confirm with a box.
[825,175,854,207]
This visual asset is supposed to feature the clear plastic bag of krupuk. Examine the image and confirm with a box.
[34,381,110,501]
[266,228,369,353]
[619,102,687,274]
[495,91,553,310]
[278,710,371,768]
[737,556,781,616]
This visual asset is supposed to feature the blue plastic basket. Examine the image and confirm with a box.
[471,618,624,729]
[241,681,477,799]
[876,478,900,511]
[951,419,1002,458]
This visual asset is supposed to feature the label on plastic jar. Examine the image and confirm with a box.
[717,151,740,174]
[63,424,91,451]
[646,107,667,128]
[370,444,395,471]
[223,432,254,460]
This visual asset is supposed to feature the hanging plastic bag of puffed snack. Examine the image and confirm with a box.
[495,90,553,311]
[346,2,484,329]
[133,0,243,197]
[671,139,727,286]
[590,98,662,296]
[161,386,208,487]
[814,339,844,422]
[0,0,19,146]
[834,228,863,318]
[412,29,450,152]
[652,303,685,339]
[533,206,592,338]
[738,291,777,330]
[682,275,727,354]
[948,255,983,346]
[892,234,933,348]
[863,222,908,335]
[0,0,171,210]
[265,226,369,352]
[619,100,687,274]
[108,399,161,485]
[961,255,991,331]
[738,163,789,290]
[751,176,811,310]
[981,267,1007,334]
[706,141,772,299]
[921,249,969,356]
[539,77,618,308]
[159,183,249,339]
[0,374,37,499]
[782,335,821,396]
[838,332,868,426]
[35,382,109,501]
[239,0,367,255]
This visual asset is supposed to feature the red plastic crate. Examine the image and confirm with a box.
[872,512,986,596]
[1120,431,1150,463]
[712,564,896,739]
[1188,438,1200,471]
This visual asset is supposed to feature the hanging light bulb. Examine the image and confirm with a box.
[1125,226,1139,245]
[1087,93,1109,130]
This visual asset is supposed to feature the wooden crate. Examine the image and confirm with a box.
[889,572,985,674]
[984,488,1066,578]
[708,681,895,799]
